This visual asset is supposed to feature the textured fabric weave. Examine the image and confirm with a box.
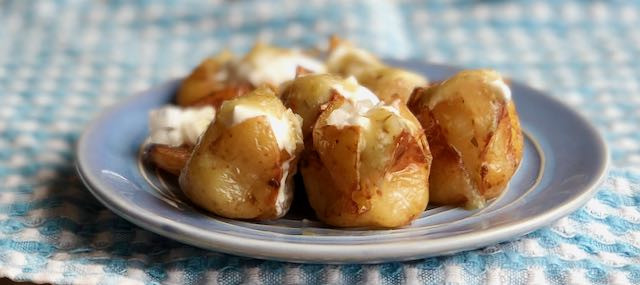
[1,0,639,284]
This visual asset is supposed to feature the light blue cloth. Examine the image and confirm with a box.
[0,0,639,284]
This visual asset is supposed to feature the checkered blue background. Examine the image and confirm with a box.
[1,0,639,284]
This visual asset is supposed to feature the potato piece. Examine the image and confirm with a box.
[281,74,384,139]
[146,144,191,175]
[301,96,431,228]
[408,69,523,208]
[177,51,236,106]
[178,43,326,107]
[326,36,384,78]
[189,84,252,109]
[235,43,326,88]
[357,67,428,104]
[280,74,346,137]
[179,88,304,220]
[327,37,428,104]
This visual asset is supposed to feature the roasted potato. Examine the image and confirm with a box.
[235,43,326,89]
[357,68,429,105]
[189,84,253,109]
[327,37,427,104]
[301,95,431,228]
[281,74,380,137]
[178,43,326,108]
[179,87,304,220]
[177,50,237,106]
[146,144,191,175]
[408,69,523,209]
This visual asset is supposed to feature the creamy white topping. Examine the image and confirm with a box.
[488,78,512,101]
[326,101,372,129]
[230,105,297,154]
[332,76,380,108]
[236,49,326,87]
[380,105,401,116]
[148,106,215,146]
[326,77,385,129]
[325,77,379,129]
[274,159,292,216]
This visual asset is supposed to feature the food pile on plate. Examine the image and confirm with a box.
[144,37,523,228]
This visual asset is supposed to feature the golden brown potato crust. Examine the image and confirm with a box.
[301,96,432,228]
[280,74,345,137]
[356,68,428,104]
[189,84,252,109]
[408,70,523,208]
[176,51,236,106]
[146,144,191,175]
[326,37,427,104]
[179,88,303,220]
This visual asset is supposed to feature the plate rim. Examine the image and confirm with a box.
[75,63,610,263]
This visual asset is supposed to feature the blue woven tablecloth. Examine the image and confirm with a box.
[1,1,639,284]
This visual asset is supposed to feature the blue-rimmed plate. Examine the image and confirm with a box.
[76,62,608,264]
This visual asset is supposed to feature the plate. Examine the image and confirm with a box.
[76,62,608,263]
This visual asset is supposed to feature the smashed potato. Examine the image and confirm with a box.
[301,95,431,228]
[179,87,304,220]
[189,84,253,109]
[177,51,237,106]
[408,69,523,208]
[327,37,427,104]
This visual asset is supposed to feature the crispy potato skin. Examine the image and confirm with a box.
[301,97,431,228]
[326,37,427,104]
[146,144,191,175]
[176,51,236,106]
[408,69,523,208]
[280,74,344,137]
[189,84,252,109]
[179,88,303,220]
[357,68,428,104]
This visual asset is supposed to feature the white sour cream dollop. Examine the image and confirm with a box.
[148,106,215,146]
[326,76,381,129]
[229,104,298,155]
[236,49,326,87]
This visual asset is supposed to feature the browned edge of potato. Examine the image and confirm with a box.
[301,95,432,228]
[176,51,236,106]
[408,69,524,209]
[179,87,303,220]
[146,144,192,175]
[326,36,428,104]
